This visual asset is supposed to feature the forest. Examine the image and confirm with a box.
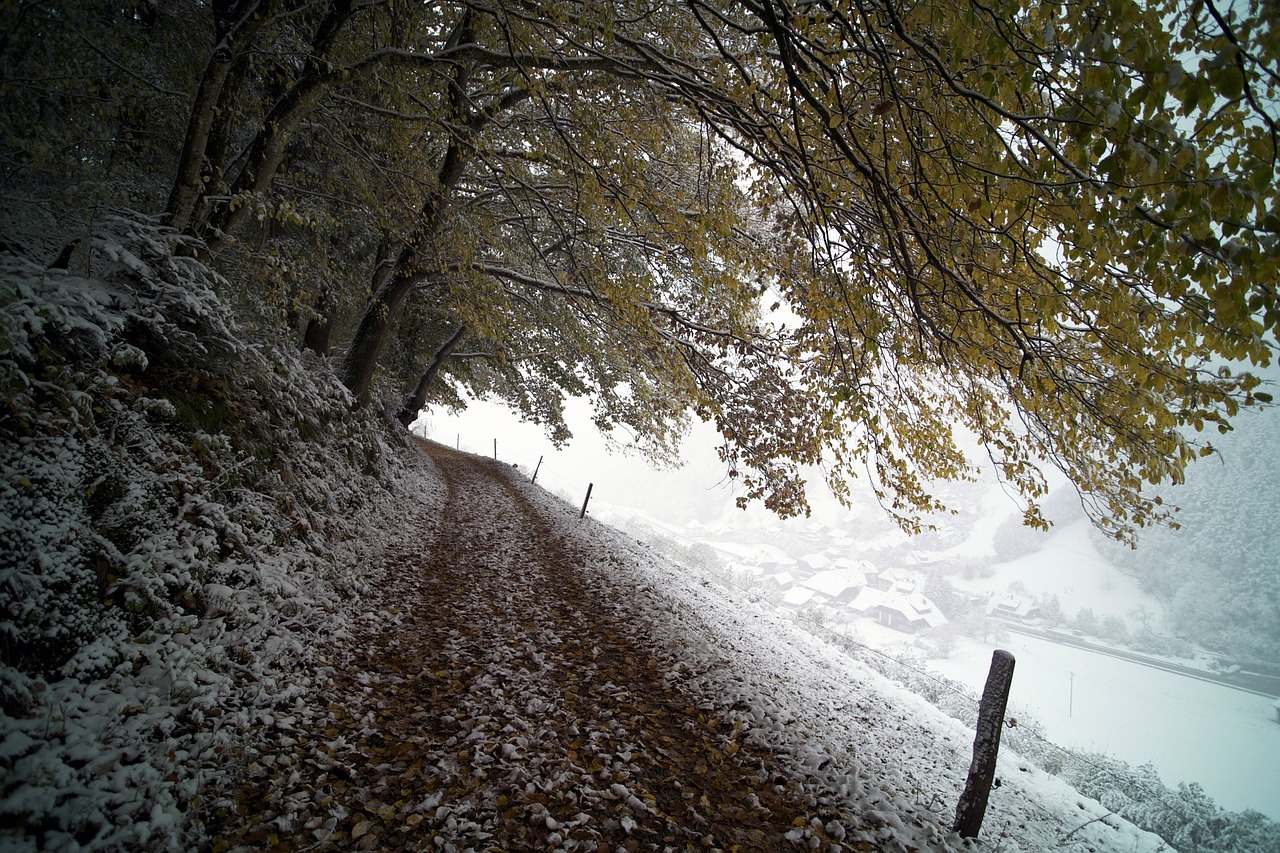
[1091,409,1280,666]
[4,0,1279,536]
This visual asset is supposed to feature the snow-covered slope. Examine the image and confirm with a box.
[0,219,1175,852]
[0,219,435,851]
[487,457,1174,853]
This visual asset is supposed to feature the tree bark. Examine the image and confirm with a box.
[337,140,466,404]
[396,325,467,426]
[954,649,1016,838]
[166,0,268,233]
[302,316,332,357]
[337,10,476,403]
[302,293,333,356]
[202,0,358,249]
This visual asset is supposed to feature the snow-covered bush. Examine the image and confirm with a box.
[1066,757,1280,852]
[0,217,420,851]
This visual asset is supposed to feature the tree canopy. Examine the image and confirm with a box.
[3,0,1277,540]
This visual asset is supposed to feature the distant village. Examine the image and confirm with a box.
[726,544,947,632]
[659,517,1039,638]
[619,507,1049,640]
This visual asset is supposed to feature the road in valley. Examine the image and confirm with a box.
[999,622,1280,698]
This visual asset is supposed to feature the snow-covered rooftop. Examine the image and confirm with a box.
[801,566,871,597]
[710,540,796,566]
[781,586,819,608]
[798,551,833,570]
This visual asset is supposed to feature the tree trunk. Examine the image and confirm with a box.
[396,325,467,426]
[337,252,419,406]
[954,649,1016,838]
[337,9,513,404]
[200,0,357,249]
[302,316,332,356]
[166,0,268,233]
[339,135,470,403]
[302,294,333,355]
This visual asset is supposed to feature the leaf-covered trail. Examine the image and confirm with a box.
[213,442,862,852]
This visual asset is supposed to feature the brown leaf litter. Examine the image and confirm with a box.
[207,441,880,852]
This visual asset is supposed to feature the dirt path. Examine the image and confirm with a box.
[211,442,857,852]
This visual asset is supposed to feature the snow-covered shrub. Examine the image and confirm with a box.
[0,216,419,851]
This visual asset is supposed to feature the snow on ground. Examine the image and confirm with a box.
[0,223,450,852]
[492,458,1174,852]
[927,478,1023,561]
[931,634,1280,821]
[951,519,1166,627]
[0,227,1206,853]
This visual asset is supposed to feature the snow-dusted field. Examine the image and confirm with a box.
[494,461,1175,852]
[931,633,1280,821]
[949,518,1168,629]
[426,402,1278,835]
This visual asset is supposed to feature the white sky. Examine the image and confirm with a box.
[416,395,894,531]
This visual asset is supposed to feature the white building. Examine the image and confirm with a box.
[799,565,873,605]
[851,586,947,633]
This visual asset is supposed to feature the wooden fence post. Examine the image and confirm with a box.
[579,483,593,519]
[531,456,543,484]
[954,649,1016,839]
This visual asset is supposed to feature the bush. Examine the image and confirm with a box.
[1072,607,1099,635]
[0,216,419,851]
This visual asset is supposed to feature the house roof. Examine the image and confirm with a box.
[799,552,833,570]
[985,594,1039,617]
[879,592,948,628]
[853,587,947,628]
[802,566,870,598]
[875,567,925,591]
[712,541,796,566]
[767,571,797,588]
[850,586,887,612]
[782,586,819,608]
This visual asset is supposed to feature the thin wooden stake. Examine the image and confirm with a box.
[579,483,594,519]
[954,649,1016,839]
[531,455,543,484]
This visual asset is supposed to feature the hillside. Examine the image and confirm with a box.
[211,440,1174,853]
[5,3,1280,849]
[0,226,1171,850]
[1,219,435,850]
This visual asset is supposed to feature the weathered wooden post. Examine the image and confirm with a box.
[954,649,1016,839]
[579,483,593,519]
[531,455,543,484]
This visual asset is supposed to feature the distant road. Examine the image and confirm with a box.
[1000,623,1280,698]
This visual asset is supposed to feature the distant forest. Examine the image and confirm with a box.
[1091,409,1280,666]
